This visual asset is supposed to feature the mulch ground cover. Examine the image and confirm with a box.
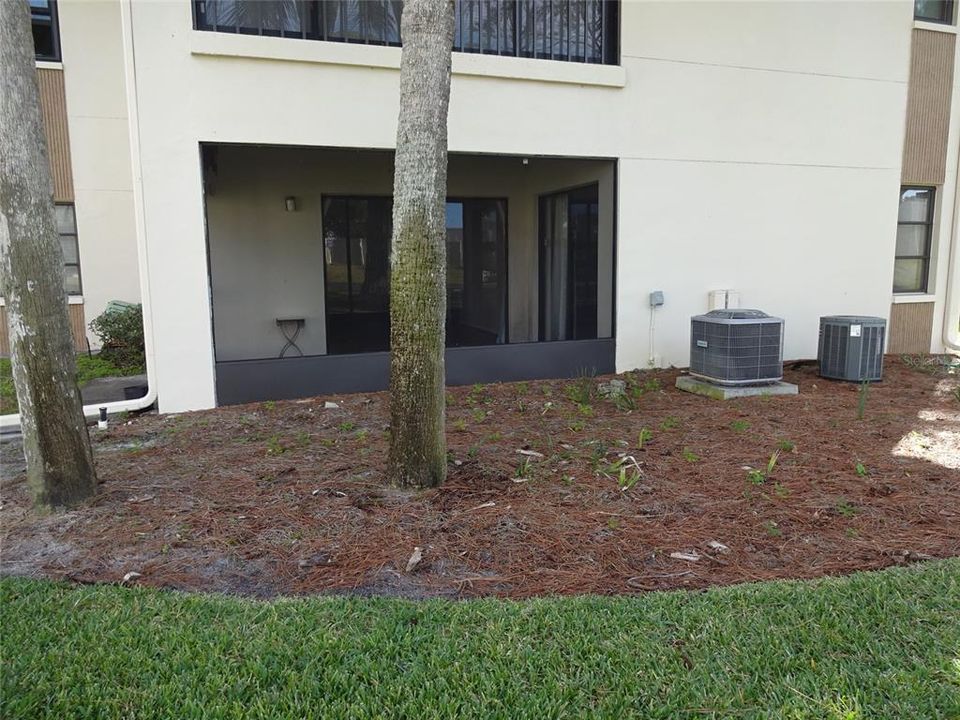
[2,356,958,599]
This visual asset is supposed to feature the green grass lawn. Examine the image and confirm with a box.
[2,561,958,719]
[0,355,143,414]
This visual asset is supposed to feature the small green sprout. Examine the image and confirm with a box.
[766,450,780,476]
[600,455,643,492]
[835,500,857,518]
[265,435,285,456]
[637,427,653,449]
[856,381,870,420]
[515,457,532,480]
[763,521,782,537]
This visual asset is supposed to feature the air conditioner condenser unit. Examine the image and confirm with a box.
[818,316,885,382]
[689,309,784,385]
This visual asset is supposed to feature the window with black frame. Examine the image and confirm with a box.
[914,0,954,23]
[56,204,82,295]
[454,0,618,63]
[321,196,508,354]
[31,0,61,61]
[894,186,934,294]
[539,184,600,342]
[194,0,619,65]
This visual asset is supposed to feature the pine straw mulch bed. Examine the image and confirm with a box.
[2,356,959,599]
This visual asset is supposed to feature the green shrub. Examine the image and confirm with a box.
[89,303,144,370]
[0,358,15,414]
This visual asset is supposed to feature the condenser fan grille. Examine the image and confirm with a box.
[818,316,885,381]
[689,310,784,385]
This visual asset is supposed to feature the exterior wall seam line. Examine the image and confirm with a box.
[620,54,907,85]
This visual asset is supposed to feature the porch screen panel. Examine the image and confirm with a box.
[540,192,570,341]
[324,195,507,354]
[322,197,391,354]
[447,199,508,346]
[569,185,599,339]
[539,183,599,341]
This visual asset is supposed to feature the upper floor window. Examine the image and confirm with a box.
[31,0,61,61]
[193,0,619,65]
[894,187,934,294]
[914,0,954,24]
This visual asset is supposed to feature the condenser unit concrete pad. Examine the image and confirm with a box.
[675,376,799,400]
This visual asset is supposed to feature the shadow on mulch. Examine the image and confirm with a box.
[2,357,958,600]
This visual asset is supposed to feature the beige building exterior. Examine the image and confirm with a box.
[2,0,959,417]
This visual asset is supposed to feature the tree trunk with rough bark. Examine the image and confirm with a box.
[388,0,455,488]
[0,0,97,509]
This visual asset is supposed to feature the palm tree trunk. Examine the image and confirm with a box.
[388,0,455,488]
[0,0,97,509]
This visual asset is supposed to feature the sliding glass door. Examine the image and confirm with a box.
[322,197,392,354]
[539,184,599,341]
[446,199,508,347]
[322,196,507,354]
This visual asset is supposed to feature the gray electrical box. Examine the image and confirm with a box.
[649,290,664,307]
[818,316,885,382]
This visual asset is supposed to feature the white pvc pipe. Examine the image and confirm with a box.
[1,0,157,431]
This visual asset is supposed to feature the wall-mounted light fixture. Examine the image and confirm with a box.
[285,196,298,212]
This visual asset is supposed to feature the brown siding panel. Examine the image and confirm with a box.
[0,304,87,356]
[902,30,956,185]
[68,304,88,351]
[36,68,74,202]
[888,302,935,354]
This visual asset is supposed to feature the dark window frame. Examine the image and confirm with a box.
[914,0,955,24]
[193,0,621,66]
[894,185,934,294]
[31,0,62,62]
[56,203,83,296]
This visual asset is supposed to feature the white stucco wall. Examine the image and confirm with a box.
[123,0,913,411]
[58,0,140,346]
